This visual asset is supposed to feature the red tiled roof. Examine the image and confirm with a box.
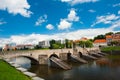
[106,35,112,38]
[80,37,88,41]
[94,39,106,43]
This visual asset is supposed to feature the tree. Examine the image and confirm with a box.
[79,41,85,48]
[52,44,60,49]
[49,40,56,49]
[34,45,41,49]
[85,40,93,48]
[94,34,105,41]
[111,41,119,46]
[115,32,120,34]
[65,39,72,48]
[89,39,93,42]
[79,40,93,48]
[105,32,114,35]
[49,39,65,49]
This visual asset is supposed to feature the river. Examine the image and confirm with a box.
[11,55,120,80]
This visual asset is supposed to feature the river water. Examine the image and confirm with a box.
[12,55,120,80]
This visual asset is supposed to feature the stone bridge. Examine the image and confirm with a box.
[0,47,100,65]
[1,49,73,64]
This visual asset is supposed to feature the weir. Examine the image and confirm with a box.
[70,55,87,63]
[49,57,71,70]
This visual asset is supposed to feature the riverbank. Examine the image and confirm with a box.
[101,46,120,51]
[101,46,120,55]
[0,59,31,80]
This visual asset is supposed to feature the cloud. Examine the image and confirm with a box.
[61,0,99,5]
[0,0,32,17]
[35,14,47,26]
[46,24,54,30]
[57,8,80,30]
[118,10,120,14]
[0,19,6,25]
[67,9,79,21]
[88,9,96,13]
[91,14,119,27]
[109,20,120,30]
[113,3,120,7]
[58,19,72,30]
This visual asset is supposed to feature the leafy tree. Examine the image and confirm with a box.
[65,39,72,48]
[52,44,60,49]
[111,41,119,46]
[35,45,42,49]
[49,39,65,49]
[49,40,56,49]
[79,41,85,48]
[115,32,120,34]
[85,40,93,48]
[94,34,105,41]
[79,40,93,48]
[105,32,114,35]
[89,39,94,42]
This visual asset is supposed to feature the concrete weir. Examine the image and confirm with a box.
[49,56,72,70]
[91,53,104,57]
[70,55,88,63]
[81,54,98,60]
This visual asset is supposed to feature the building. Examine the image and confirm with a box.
[16,44,35,50]
[106,35,112,45]
[112,34,120,42]
[74,37,88,44]
[38,41,50,48]
[80,37,88,41]
[3,43,16,51]
[93,39,107,47]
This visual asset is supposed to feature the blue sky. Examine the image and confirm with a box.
[0,0,120,46]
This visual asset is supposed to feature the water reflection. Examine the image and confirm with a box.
[11,57,31,69]
[12,55,120,80]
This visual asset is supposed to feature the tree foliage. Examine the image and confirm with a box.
[105,32,114,35]
[65,39,72,48]
[79,40,93,48]
[94,34,105,41]
[49,39,65,49]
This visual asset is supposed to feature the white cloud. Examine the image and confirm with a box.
[67,9,79,21]
[88,9,96,13]
[0,19,6,25]
[113,3,120,7]
[61,0,99,5]
[0,0,32,17]
[46,24,54,30]
[35,14,47,26]
[109,20,120,29]
[57,8,80,30]
[1,25,119,47]
[118,10,120,14]
[91,14,120,27]
[58,19,72,30]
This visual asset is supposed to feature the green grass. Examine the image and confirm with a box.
[101,46,120,52]
[0,59,31,80]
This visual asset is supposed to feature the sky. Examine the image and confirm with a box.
[0,0,120,47]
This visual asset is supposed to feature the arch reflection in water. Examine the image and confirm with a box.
[11,57,31,69]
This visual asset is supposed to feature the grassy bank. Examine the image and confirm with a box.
[101,46,120,52]
[0,59,31,80]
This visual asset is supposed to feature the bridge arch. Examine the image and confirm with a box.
[13,55,39,65]
[49,53,59,59]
